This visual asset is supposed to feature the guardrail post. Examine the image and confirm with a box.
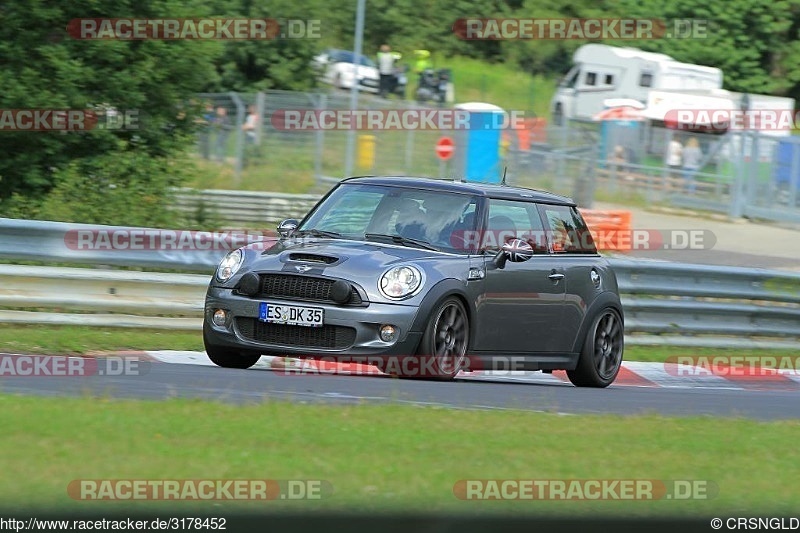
[314,93,326,182]
[729,131,746,218]
[230,92,245,186]
[255,91,266,147]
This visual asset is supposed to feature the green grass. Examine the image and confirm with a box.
[185,56,559,194]
[446,56,556,117]
[0,325,203,355]
[0,395,798,514]
[0,325,796,366]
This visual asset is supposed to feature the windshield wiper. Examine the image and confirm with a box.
[364,233,439,251]
[293,228,342,239]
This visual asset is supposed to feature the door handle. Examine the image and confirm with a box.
[548,272,565,281]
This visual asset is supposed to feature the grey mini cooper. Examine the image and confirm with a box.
[203,176,624,387]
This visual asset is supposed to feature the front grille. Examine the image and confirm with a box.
[236,318,356,349]
[257,274,363,305]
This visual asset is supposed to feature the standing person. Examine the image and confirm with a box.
[665,136,683,180]
[413,49,432,75]
[682,137,703,193]
[242,104,259,168]
[212,106,231,163]
[377,44,395,99]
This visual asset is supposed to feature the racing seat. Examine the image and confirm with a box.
[394,200,427,241]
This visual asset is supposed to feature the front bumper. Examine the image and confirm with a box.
[204,287,423,357]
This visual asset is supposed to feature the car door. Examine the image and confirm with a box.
[537,203,599,351]
[472,198,567,354]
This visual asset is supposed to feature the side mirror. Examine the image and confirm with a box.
[493,238,534,269]
[277,219,299,238]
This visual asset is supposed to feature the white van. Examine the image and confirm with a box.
[551,44,723,124]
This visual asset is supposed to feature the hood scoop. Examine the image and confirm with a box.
[287,252,339,264]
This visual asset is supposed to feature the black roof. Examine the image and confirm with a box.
[340,176,576,206]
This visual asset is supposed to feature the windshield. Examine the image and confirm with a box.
[298,183,480,254]
[335,50,376,67]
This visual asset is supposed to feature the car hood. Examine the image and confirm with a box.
[233,237,471,303]
[255,237,448,268]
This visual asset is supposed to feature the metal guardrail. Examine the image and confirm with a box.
[0,217,230,273]
[172,188,322,227]
[1,216,798,345]
[0,264,205,330]
[0,252,798,348]
[611,259,800,347]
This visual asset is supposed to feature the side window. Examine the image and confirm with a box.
[639,72,653,88]
[604,74,614,85]
[484,199,545,252]
[538,205,597,254]
[585,72,597,86]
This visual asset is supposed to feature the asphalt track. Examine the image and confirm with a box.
[2,353,800,420]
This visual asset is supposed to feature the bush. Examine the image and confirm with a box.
[1,150,198,228]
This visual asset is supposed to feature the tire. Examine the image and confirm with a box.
[389,297,469,380]
[567,307,624,388]
[203,324,261,369]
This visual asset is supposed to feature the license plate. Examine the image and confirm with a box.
[258,302,324,327]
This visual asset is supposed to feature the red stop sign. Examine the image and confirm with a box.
[435,136,455,161]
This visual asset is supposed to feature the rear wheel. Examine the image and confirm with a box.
[203,324,261,369]
[567,308,624,388]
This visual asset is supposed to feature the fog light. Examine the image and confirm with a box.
[379,324,397,342]
[212,309,228,326]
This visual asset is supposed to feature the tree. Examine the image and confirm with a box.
[616,0,800,98]
[204,0,323,92]
[0,0,222,206]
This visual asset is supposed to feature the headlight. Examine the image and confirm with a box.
[216,249,244,282]
[379,265,422,299]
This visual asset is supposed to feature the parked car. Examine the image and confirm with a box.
[311,48,380,94]
[203,176,625,387]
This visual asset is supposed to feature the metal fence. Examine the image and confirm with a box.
[505,120,800,224]
[194,89,451,190]
[193,90,800,224]
[1,218,799,348]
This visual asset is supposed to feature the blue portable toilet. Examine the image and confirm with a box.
[773,137,800,189]
[453,102,505,183]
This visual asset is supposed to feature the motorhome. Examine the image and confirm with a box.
[551,44,723,124]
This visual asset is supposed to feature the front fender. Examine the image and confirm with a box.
[409,278,475,339]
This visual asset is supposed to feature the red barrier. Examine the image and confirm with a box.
[581,210,633,252]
